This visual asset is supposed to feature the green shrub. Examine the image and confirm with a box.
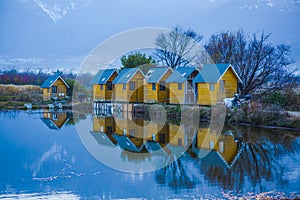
[227,104,300,129]
[262,90,300,111]
[263,92,287,107]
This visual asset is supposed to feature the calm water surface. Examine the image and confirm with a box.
[0,110,299,199]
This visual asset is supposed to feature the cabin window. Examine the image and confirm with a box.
[219,141,224,153]
[178,138,182,146]
[209,141,214,149]
[47,88,49,93]
[52,86,57,93]
[107,82,112,90]
[123,84,126,90]
[152,134,156,141]
[152,83,156,91]
[129,81,135,90]
[100,85,104,90]
[187,80,193,91]
[220,80,225,92]
[107,126,113,134]
[52,113,58,120]
[178,83,182,90]
[159,81,166,91]
[209,83,215,91]
[129,129,135,137]
[159,134,166,143]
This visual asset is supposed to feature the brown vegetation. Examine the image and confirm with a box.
[0,84,43,109]
[227,102,300,129]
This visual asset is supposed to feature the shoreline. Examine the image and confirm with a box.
[228,122,300,131]
[1,104,300,131]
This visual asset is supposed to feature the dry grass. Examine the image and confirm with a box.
[0,84,42,95]
[0,84,42,103]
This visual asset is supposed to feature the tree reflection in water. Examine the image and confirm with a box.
[155,155,196,190]
[155,126,300,192]
[90,112,299,193]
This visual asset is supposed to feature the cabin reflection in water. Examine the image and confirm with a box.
[193,128,240,169]
[41,110,70,130]
[91,112,241,169]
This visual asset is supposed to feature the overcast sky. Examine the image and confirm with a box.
[0,0,299,73]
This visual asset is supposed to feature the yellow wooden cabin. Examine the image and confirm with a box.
[91,69,118,102]
[41,110,69,130]
[165,67,199,104]
[41,72,70,101]
[112,68,145,103]
[193,64,242,105]
[144,67,173,103]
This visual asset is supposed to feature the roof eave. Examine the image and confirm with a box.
[97,69,118,84]
[47,76,70,88]
[147,67,173,83]
[216,64,243,84]
[125,68,145,84]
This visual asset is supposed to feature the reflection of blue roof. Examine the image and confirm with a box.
[41,72,69,88]
[90,131,115,147]
[144,141,162,152]
[112,68,143,84]
[90,69,117,85]
[166,144,186,159]
[145,67,171,83]
[41,118,59,130]
[193,148,229,169]
[193,64,242,83]
[166,66,198,83]
[112,134,140,152]
[144,141,169,158]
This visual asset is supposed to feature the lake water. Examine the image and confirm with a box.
[0,110,299,199]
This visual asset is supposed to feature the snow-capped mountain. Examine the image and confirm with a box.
[0,0,299,74]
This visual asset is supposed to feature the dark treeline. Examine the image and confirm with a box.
[0,69,77,85]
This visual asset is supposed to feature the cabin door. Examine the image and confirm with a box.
[185,80,195,103]
[58,85,65,97]
[194,83,198,98]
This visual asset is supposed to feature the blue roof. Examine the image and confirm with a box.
[112,68,142,84]
[176,66,198,78]
[145,67,171,83]
[41,72,69,88]
[165,71,186,83]
[193,148,230,169]
[166,66,198,83]
[193,64,241,83]
[90,69,117,85]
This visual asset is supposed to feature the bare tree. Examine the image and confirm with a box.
[205,30,295,95]
[154,27,204,69]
